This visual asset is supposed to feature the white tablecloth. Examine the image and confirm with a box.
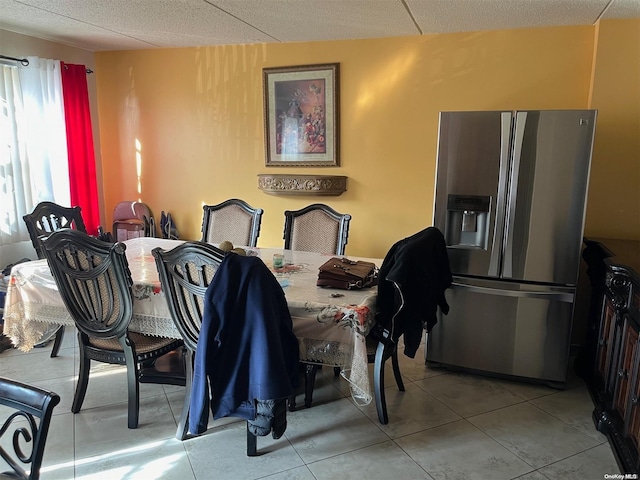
[3,238,381,405]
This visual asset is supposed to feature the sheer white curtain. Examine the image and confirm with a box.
[0,57,69,246]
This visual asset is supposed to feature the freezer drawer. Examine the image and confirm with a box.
[426,278,576,385]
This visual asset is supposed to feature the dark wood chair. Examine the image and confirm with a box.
[23,201,88,358]
[0,377,60,480]
[41,229,184,429]
[154,243,280,456]
[201,199,263,248]
[283,203,352,409]
[151,241,224,441]
[283,203,351,255]
[300,318,405,421]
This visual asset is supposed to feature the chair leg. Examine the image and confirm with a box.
[373,341,389,425]
[49,325,65,358]
[304,363,320,408]
[72,343,90,414]
[176,351,194,440]
[246,423,258,456]
[121,343,140,429]
[391,347,405,392]
[176,348,196,440]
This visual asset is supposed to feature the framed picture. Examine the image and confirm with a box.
[263,63,339,166]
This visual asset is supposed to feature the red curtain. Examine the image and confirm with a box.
[60,62,100,235]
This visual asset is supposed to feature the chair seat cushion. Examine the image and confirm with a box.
[89,332,179,354]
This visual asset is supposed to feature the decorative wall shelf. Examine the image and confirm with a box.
[257,174,347,196]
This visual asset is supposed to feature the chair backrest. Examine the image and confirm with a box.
[0,377,60,480]
[376,227,452,347]
[112,201,154,240]
[23,202,87,259]
[41,229,133,340]
[201,199,264,248]
[283,203,351,255]
[152,242,225,352]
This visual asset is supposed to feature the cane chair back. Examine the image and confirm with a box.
[283,204,351,255]
[201,199,263,247]
[0,377,60,480]
[41,229,183,429]
[152,241,225,440]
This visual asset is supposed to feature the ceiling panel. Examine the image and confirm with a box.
[405,0,611,33]
[214,0,420,42]
[0,0,637,52]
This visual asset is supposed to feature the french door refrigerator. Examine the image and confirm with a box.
[426,110,597,386]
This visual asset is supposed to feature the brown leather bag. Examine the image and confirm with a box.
[317,257,378,290]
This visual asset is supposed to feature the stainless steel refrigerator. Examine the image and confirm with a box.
[426,110,597,386]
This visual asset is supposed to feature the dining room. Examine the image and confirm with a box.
[0,2,639,479]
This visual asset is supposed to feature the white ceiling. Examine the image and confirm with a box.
[0,0,638,52]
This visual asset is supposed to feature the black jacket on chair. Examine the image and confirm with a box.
[376,227,453,358]
[189,254,299,437]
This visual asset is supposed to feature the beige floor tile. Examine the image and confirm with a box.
[468,402,601,468]
[74,394,178,459]
[308,440,432,480]
[537,443,622,478]
[30,375,77,416]
[1,348,75,383]
[396,419,534,480]
[495,377,559,401]
[75,365,167,411]
[530,383,607,442]
[74,438,195,480]
[284,397,388,463]
[184,421,304,480]
[513,471,552,479]
[356,382,461,437]
[259,465,317,480]
[416,371,528,417]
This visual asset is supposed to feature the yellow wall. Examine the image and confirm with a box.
[587,18,640,241]
[96,25,601,258]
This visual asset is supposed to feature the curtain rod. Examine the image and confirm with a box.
[0,54,93,74]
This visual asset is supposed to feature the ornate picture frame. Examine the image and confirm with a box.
[263,63,339,166]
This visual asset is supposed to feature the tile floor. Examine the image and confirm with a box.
[0,328,623,480]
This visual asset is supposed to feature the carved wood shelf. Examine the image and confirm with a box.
[257,174,347,196]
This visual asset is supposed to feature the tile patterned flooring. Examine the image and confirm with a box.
[0,329,622,479]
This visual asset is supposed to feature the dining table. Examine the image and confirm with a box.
[2,237,381,406]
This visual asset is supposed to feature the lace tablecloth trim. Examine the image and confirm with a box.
[4,304,71,351]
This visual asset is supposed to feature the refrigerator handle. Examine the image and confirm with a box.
[488,112,513,277]
[451,281,575,303]
[503,111,526,278]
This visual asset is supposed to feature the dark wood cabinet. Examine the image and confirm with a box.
[583,238,640,474]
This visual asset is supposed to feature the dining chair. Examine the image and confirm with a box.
[178,253,298,455]
[283,203,351,405]
[0,377,60,480]
[283,203,351,255]
[23,201,88,358]
[201,199,264,247]
[41,229,185,429]
[151,241,225,441]
[303,228,452,424]
[372,226,453,423]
